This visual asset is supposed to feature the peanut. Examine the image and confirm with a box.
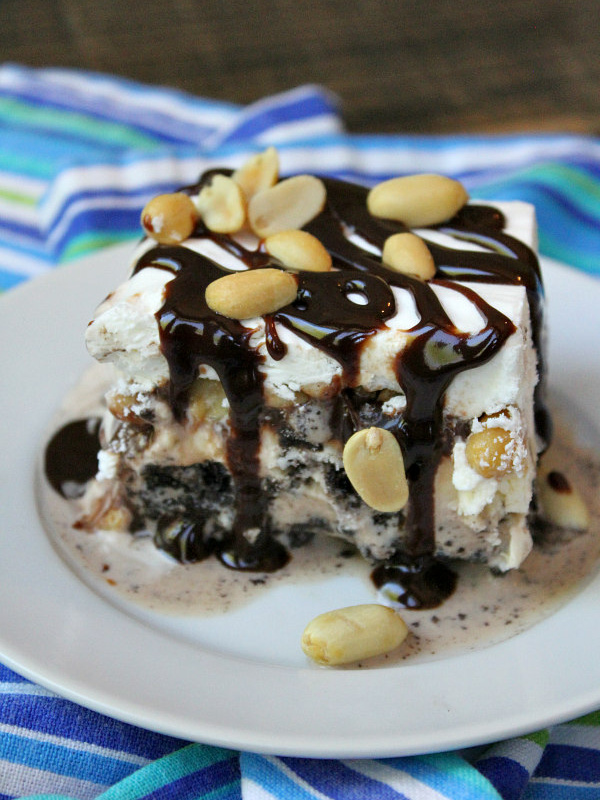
[107,393,148,427]
[367,174,469,227]
[465,427,514,479]
[537,469,589,530]
[205,268,297,319]
[188,378,228,422]
[381,232,436,280]
[342,427,409,512]
[233,146,279,200]
[141,192,198,244]
[248,174,327,238]
[301,604,408,666]
[195,174,246,233]
[265,229,332,272]
[97,507,132,532]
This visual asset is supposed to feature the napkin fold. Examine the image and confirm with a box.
[1,64,600,800]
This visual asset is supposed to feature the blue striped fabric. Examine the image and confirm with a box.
[1,64,600,800]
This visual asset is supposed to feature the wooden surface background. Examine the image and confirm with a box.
[2,0,599,134]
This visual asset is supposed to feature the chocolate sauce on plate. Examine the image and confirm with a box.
[45,418,101,499]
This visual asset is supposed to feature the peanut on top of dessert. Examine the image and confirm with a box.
[75,147,549,608]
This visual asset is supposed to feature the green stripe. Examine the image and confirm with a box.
[0,96,162,150]
[522,729,550,748]
[569,711,600,727]
[60,230,139,262]
[0,186,38,206]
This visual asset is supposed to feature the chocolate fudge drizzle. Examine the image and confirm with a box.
[122,172,547,603]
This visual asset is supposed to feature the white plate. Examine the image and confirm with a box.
[1,245,600,758]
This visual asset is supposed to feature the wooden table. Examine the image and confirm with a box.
[2,0,600,134]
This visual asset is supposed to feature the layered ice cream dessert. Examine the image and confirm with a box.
[70,148,551,608]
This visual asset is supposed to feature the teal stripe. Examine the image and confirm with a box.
[100,743,238,800]
[539,231,600,275]
[0,96,164,149]
[474,168,600,275]
[479,162,600,216]
[0,124,152,163]
[383,753,503,800]
[241,754,317,800]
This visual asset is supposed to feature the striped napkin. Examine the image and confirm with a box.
[1,64,600,800]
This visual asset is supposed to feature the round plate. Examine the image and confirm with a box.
[1,245,599,757]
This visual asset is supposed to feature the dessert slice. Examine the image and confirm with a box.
[79,149,548,607]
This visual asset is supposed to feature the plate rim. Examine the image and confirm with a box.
[1,244,599,758]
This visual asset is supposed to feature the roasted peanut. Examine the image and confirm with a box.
[233,146,279,200]
[195,174,246,233]
[248,174,327,237]
[107,393,148,426]
[465,427,514,479]
[367,174,469,227]
[343,427,409,512]
[381,232,436,280]
[97,507,132,532]
[141,192,198,244]
[301,604,408,666]
[265,229,332,272]
[188,378,228,422]
[537,469,589,530]
[205,268,297,319]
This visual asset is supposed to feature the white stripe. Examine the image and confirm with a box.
[44,194,150,253]
[0,681,56,697]
[348,759,450,800]
[203,84,338,149]
[256,115,344,146]
[0,196,40,226]
[353,137,600,178]
[479,737,543,774]
[0,721,149,767]
[241,776,280,800]
[0,172,47,198]
[41,69,238,128]
[0,65,238,131]
[261,755,333,800]
[278,144,365,175]
[0,757,107,800]
[40,145,361,221]
[0,244,49,277]
[550,723,600,750]
[38,156,214,225]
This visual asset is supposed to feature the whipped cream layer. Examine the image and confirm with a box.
[87,201,537,411]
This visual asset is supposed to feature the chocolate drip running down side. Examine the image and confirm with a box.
[133,246,289,571]
[132,172,546,606]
